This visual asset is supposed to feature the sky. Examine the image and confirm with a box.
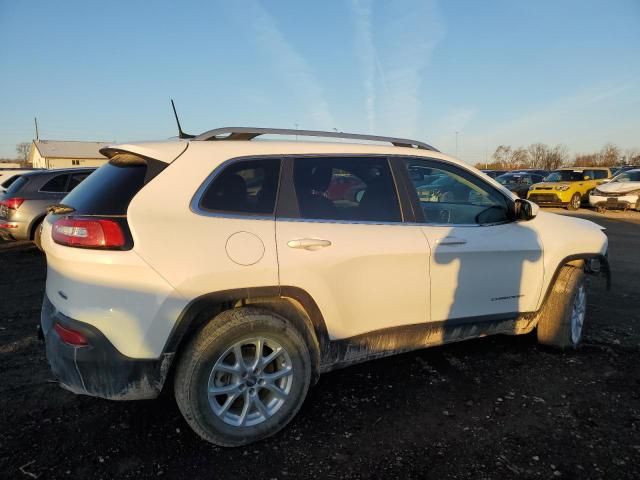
[0,0,638,163]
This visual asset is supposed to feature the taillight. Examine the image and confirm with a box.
[0,197,24,210]
[52,217,126,249]
[54,323,89,346]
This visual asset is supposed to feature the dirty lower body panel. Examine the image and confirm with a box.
[40,295,171,400]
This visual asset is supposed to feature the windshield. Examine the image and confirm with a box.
[612,171,640,182]
[496,174,531,185]
[544,170,584,182]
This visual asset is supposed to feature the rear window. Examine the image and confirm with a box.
[3,176,28,195]
[1,175,22,189]
[62,160,148,215]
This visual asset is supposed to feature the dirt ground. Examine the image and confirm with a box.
[1,208,639,479]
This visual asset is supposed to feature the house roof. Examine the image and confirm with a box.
[33,140,111,159]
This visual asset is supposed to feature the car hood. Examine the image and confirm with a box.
[597,181,640,193]
[531,182,572,189]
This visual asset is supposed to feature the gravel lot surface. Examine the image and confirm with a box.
[1,208,639,479]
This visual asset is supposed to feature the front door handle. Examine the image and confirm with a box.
[287,238,332,250]
[437,236,467,246]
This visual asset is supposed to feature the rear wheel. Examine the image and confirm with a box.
[174,308,311,446]
[567,193,581,210]
[536,263,586,348]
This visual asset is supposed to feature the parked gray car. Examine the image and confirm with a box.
[0,168,95,242]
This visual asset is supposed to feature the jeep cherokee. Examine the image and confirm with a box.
[39,127,610,446]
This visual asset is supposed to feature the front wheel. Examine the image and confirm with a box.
[174,308,311,446]
[567,193,581,210]
[536,263,586,348]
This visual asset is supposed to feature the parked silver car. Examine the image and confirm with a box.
[0,168,95,242]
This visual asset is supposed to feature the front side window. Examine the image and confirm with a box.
[40,174,69,192]
[200,158,281,215]
[405,158,510,225]
[292,157,401,222]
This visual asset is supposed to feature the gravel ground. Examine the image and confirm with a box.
[1,208,639,479]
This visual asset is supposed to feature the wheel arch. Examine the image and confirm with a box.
[163,286,329,382]
[538,253,610,311]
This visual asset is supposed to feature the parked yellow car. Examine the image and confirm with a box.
[527,167,612,210]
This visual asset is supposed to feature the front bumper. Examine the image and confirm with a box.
[589,193,639,210]
[41,295,171,400]
[527,192,570,206]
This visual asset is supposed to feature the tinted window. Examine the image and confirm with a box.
[293,157,400,222]
[200,158,281,215]
[405,158,510,225]
[67,172,91,191]
[40,174,69,192]
[592,170,608,180]
[1,175,21,189]
[3,176,28,195]
[62,163,145,215]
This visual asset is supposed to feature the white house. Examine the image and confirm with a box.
[29,139,111,169]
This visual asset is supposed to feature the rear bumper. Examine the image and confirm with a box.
[41,295,172,400]
[0,219,30,240]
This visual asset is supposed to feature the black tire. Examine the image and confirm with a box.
[174,307,311,446]
[536,263,586,349]
[567,193,581,210]
[32,218,45,251]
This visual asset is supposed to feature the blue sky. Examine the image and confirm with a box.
[0,0,638,163]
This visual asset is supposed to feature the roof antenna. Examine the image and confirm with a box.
[171,99,195,139]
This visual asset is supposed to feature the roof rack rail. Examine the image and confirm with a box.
[192,127,439,152]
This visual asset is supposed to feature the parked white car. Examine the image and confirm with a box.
[39,128,610,446]
[589,169,640,211]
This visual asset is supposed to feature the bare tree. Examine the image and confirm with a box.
[598,143,621,166]
[510,147,530,169]
[527,143,548,169]
[623,148,640,165]
[16,142,31,164]
[492,145,512,169]
[546,144,568,170]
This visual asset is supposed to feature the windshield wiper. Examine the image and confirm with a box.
[47,203,76,215]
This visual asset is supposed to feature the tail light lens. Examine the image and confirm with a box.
[52,216,126,249]
[54,323,89,346]
[0,197,25,210]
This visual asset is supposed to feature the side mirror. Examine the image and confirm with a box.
[583,175,591,180]
[515,198,538,221]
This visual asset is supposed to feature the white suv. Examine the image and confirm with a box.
[40,128,610,446]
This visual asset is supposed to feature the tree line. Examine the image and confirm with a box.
[475,143,640,171]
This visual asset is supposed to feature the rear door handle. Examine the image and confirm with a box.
[436,236,467,246]
[287,238,332,250]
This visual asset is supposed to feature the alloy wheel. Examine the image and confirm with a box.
[207,337,294,427]
[570,284,586,344]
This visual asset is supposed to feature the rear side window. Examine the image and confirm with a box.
[292,157,401,222]
[199,158,281,215]
[62,162,147,215]
[67,172,91,191]
[593,170,608,180]
[40,174,69,192]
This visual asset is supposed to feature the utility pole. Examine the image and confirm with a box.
[294,122,299,141]
[34,117,39,141]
